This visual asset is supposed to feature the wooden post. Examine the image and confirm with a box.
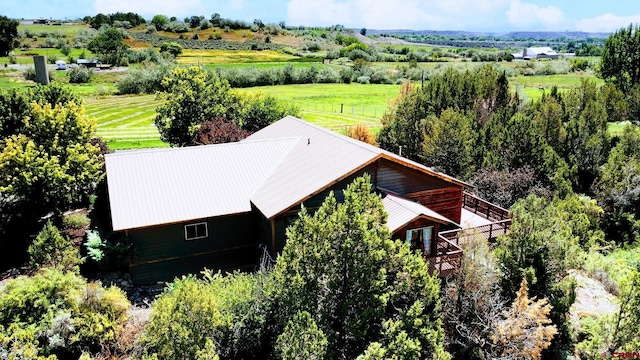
[340,103,343,113]
[33,56,49,85]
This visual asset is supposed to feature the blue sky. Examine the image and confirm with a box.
[3,0,640,32]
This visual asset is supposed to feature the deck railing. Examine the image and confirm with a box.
[425,235,464,276]
[427,194,513,276]
[462,192,510,222]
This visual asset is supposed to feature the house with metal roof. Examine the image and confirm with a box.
[512,47,559,60]
[106,116,509,283]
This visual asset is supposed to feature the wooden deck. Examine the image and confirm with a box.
[426,192,512,277]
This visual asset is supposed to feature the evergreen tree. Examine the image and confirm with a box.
[271,175,449,359]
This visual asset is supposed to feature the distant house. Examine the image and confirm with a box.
[77,59,101,68]
[512,47,559,60]
[105,117,510,283]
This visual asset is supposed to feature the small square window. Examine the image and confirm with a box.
[185,222,208,241]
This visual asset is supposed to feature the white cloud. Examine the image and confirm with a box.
[286,0,510,29]
[575,13,640,33]
[506,0,564,29]
[94,0,205,18]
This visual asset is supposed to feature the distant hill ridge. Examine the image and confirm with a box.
[368,29,610,39]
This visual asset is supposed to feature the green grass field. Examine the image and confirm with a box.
[512,73,602,102]
[84,94,166,149]
[240,83,401,131]
[18,24,90,37]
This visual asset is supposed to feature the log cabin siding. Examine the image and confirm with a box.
[128,212,259,283]
[406,187,463,224]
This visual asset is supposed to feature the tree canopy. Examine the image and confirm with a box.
[154,66,299,147]
[0,83,103,263]
[88,27,129,65]
[600,24,640,91]
[272,174,449,359]
[0,15,18,57]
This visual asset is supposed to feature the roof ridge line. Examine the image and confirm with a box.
[285,116,382,155]
[249,136,303,202]
[106,137,301,157]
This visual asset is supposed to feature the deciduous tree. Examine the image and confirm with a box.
[155,66,236,146]
[88,27,129,65]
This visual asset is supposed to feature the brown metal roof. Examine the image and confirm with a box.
[106,116,471,230]
[105,138,297,231]
[247,116,470,219]
[382,192,454,232]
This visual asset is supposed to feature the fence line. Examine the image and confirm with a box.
[299,102,386,118]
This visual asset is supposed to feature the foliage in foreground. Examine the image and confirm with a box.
[0,268,130,359]
[0,83,103,258]
[144,175,448,359]
[271,174,448,359]
[28,220,84,272]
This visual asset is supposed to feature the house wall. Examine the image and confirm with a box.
[128,212,259,283]
[392,217,441,256]
[377,159,453,194]
[406,187,463,224]
[378,159,463,223]
[269,166,375,255]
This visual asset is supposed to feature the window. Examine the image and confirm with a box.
[405,226,434,256]
[185,222,208,241]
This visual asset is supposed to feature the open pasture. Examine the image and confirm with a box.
[240,83,400,131]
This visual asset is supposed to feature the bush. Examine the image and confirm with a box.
[145,24,157,34]
[47,55,58,64]
[60,44,71,56]
[28,220,84,272]
[160,42,183,57]
[0,269,130,358]
[63,213,90,229]
[68,65,93,84]
[356,75,370,84]
[303,42,321,52]
[85,230,105,262]
[23,66,37,81]
[116,60,174,94]
[144,272,272,359]
[165,21,189,33]
[41,37,57,48]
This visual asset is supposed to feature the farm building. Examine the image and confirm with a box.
[512,46,559,60]
[105,116,510,283]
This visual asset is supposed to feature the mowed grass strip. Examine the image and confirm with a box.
[84,94,164,150]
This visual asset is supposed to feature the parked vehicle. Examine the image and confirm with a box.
[55,60,67,70]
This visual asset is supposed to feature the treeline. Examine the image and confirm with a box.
[374,32,605,52]
[375,61,640,358]
[84,12,146,30]
[378,64,638,239]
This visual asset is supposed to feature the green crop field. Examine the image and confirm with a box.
[240,83,401,132]
[85,94,166,149]
[18,24,91,37]
[177,49,310,65]
[205,61,329,70]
